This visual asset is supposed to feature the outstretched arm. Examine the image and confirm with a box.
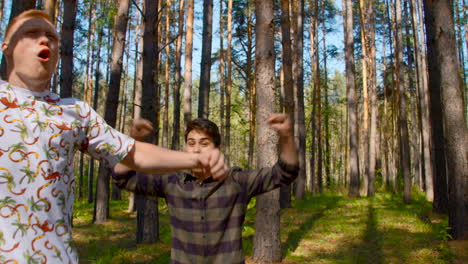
[116,119,227,180]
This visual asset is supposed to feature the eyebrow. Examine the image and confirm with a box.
[187,137,211,141]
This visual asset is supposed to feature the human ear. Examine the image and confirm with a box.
[1,42,10,55]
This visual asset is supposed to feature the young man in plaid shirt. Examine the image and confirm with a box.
[113,114,299,264]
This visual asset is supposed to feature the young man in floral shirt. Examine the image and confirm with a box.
[113,114,299,264]
[0,10,226,264]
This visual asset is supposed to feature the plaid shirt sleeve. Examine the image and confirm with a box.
[111,169,166,198]
[232,159,299,198]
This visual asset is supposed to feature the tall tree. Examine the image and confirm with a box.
[225,0,233,165]
[423,0,467,240]
[363,0,377,197]
[171,0,184,150]
[183,0,194,124]
[252,0,281,262]
[410,0,434,202]
[137,0,160,243]
[219,0,225,141]
[395,0,412,204]
[89,25,104,205]
[279,0,294,209]
[95,0,131,224]
[198,0,213,118]
[0,0,37,79]
[316,0,323,193]
[293,0,306,200]
[59,0,77,98]
[309,0,319,194]
[162,0,172,148]
[343,0,360,197]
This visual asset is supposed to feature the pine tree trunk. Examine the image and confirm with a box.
[252,1,281,262]
[322,6,330,189]
[410,0,435,201]
[162,0,171,148]
[293,0,306,200]
[90,26,104,208]
[246,2,255,169]
[59,0,77,98]
[137,0,160,243]
[395,0,412,204]
[171,0,184,150]
[309,0,318,194]
[423,0,467,240]
[225,0,233,165]
[366,0,377,197]
[183,0,194,125]
[198,0,213,118]
[279,0,294,209]
[343,0,360,197]
[219,0,225,141]
[316,0,323,194]
[95,0,131,222]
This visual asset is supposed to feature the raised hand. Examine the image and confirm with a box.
[130,119,153,141]
[267,113,292,138]
[197,148,228,181]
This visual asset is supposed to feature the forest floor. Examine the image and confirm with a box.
[73,192,467,264]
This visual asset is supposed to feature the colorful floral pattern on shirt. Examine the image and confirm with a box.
[0,81,134,264]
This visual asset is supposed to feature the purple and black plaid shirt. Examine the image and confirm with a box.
[112,160,298,264]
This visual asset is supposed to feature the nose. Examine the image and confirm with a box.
[193,144,201,153]
[38,33,49,46]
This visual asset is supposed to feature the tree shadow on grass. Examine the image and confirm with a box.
[350,201,383,264]
[281,195,342,257]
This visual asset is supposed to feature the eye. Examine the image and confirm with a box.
[46,33,57,40]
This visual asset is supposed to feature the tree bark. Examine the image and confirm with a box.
[95,0,131,223]
[343,0,360,197]
[162,0,172,148]
[136,0,160,243]
[171,0,184,150]
[279,0,294,209]
[183,0,194,125]
[293,0,306,200]
[252,1,281,262]
[395,0,412,204]
[198,0,213,118]
[59,0,77,98]
[423,0,467,240]
[225,0,233,165]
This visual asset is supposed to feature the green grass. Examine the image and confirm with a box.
[73,192,458,263]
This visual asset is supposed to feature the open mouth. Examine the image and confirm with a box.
[37,49,51,62]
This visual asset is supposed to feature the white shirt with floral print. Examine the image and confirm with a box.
[0,81,134,264]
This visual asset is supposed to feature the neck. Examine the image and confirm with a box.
[8,72,50,93]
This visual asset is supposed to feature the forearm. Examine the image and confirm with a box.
[120,141,199,174]
[279,134,298,166]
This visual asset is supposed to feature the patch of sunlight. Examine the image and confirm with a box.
[409,247,443,263]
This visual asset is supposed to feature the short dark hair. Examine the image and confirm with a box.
[185,118,221,147]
